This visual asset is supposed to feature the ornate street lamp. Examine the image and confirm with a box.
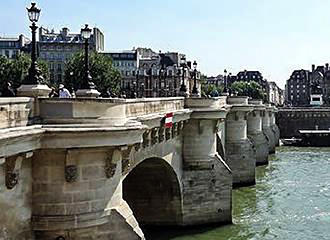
[17,3,51,97]
[192,60,199,95]
[179,56,187,96]
[24,3,43,85]
[76,24,100,97]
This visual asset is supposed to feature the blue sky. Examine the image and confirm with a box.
[2,0,330,88]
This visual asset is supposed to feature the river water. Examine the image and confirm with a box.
[146,147,330,240]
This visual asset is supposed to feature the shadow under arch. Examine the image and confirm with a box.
[123,157,183,227]
[216,133,226,160]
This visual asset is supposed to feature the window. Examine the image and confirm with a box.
[50,73,54,83]
[297,85,299,88]
[303,85,305,88]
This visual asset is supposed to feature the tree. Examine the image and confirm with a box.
[64,52,121,96]
[200,74,223,97]
[230,81,265,100]
[0,53,50,93]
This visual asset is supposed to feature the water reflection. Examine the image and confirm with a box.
[146,147,330,240]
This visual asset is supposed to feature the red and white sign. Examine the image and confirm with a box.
[165,113,173,128]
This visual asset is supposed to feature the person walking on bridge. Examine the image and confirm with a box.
[59,84,72,98]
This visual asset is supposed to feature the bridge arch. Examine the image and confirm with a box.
[123,157,183,226]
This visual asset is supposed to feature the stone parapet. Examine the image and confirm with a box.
[0,97,35,129]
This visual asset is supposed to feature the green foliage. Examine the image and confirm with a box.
[0,53,50,91]
[201,84,223,96]
[64,52,121,96]
[230,81,265,100]
[200,75,224,96]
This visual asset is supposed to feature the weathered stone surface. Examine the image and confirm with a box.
[0,97,34,129]
[0,96,280,240]
[247,104,269,165]
[0,156,33,239]
[262,108,276,154]
[225,97,256,187]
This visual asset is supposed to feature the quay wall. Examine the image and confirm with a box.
[276,107,330,138]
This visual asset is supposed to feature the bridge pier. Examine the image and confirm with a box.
[247,100,269,165]
[262,105,276,154]
[182,98,232,225]
[270,107,280,146]
[225,97,256,187]
[31,148,144,240]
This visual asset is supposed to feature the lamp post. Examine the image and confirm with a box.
[76,24,100,98]
[191,60,199,95]
[18,3,51,97]
[179,56,187,96]
[25,3,42,85]
[224,69,228,93]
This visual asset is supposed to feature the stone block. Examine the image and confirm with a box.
[66,202,90,215]
[82,166,104,180]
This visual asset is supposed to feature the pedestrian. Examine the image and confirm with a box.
[49,87,58,98]
[59,84,72,98]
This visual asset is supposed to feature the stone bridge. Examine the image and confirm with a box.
[0,96,279,240]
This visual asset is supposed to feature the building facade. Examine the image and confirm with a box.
[0,35,30,59]
[286,69,310,106]
[38,27,104,84]
[236,70,267,89]
[285,64,330,106]
[107,47,200,98]
[102,50,138,92]
[267,81,284,106]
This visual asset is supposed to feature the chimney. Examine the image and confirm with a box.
[326,63,329,71]
[19,34,24,47]
[61,27,69,37]
[187,61,191,69]
[312,64,315,72]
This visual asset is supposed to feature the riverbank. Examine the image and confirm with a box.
[146,147,330,240]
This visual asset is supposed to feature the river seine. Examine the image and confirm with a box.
[146,147,330,240]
